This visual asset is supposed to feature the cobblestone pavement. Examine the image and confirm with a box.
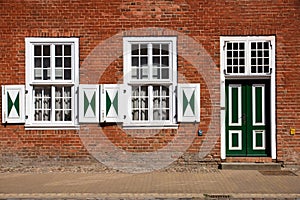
[0,166,299,200]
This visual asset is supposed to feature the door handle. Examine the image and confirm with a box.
[242,113,246,124]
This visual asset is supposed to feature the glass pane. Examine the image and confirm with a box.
[233,43,238,50]
[131,68,138,79]
[264,65,269,73]
[43,58,50,68]
[64,111,72,121]
[34,45,41,56]
[64,87,71,97]
[161,68,169,79]
[153,110,160,120]
[55,87,62,97]
[162,56,169,66]
[131,44,139,55]
[153,57,160,65]
[227,51,232,57]
[55,45,62,56]
[43,45,50,56]
[227,67,232,73]
[34,58,41,68]
[64,45,71,56]
[55,111,63,121]
[141,57,148,66]
[140,44,147,55]
[239,43,244,49]
[227,43,232,50]
[141,68,148,79]
[227,59,232,65]
[64,57,71,68]
[162,44,169,55]
[55,58,62,67]
[43,69,50,80]
[152,44,160,55]
[55,69,63,79]
[55,99,62,109]
[64,69,71,80]
[132,57,138,66]
[152,67,159,79]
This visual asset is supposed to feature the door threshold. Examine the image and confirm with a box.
[220,162,281,170]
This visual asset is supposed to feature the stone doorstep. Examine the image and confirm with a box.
[220,162,281,170]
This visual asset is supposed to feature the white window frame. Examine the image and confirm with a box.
[222,36,274,77]
[220,36,276,159]
[123,37,177,128]
[25,38,79,130]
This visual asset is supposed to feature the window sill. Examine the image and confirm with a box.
[25,124,80,130]
[122,123,178,130]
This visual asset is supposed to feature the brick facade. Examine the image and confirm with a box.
[0,0,299,170]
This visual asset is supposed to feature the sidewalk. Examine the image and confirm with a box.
[0,169,299,199]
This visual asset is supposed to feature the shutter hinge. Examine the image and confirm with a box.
[223,69,228,75]
[269,40,272,50]
[223,41,228,50]
[25,90,28,94]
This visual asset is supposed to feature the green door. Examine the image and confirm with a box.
[226,80,270,156]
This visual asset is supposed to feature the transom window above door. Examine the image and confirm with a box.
[221,36,275,76]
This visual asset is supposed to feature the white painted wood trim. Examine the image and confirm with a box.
[253,130,266,150]
[228,84,242,126]
[252,84,265,126]
[229,130,242,150]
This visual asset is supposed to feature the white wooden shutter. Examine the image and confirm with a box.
[2,85,25,123]
[177,83,200,122]
[78,84,100,123]
[100,84,123,123]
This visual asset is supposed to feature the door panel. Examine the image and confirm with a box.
[226,80,270,157]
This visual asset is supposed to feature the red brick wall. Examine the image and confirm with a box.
[0,0,299,167]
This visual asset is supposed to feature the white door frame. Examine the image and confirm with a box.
[220,36,276,159]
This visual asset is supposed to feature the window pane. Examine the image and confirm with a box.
[132,57,138,66]
[43,58,50,68]
[43,45,50,56]
[64,57,71,68]
[131,44,139,55]
[55,58,62,67]
[153,44,160,55]
[162,57,169,66]
[140,44,147,55]
[55,45,62,56]
[64,45,71,56]
[55,86,72,121]
[34,45,41,56]
[34,58,41,68]
[153,56,160,65]
[152,86,170,121]
[161,68,169,79]
[131,86,149,121]
[34,87,51,121]
[64,69,71,80]
[161,44,169,55]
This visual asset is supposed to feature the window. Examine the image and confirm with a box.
[222,37,274,76]
[123,37,177,127]
[25,38,79,129]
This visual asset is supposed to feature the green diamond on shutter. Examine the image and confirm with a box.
[84,92,89,116]
[113,91,118,115]
[183,91,188,115]
[84,92,96,116]
[106,91,112,116]
[90,93,96,115]
[7,92,20,117]
[183,90,195,116]
[190,91,195,115]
